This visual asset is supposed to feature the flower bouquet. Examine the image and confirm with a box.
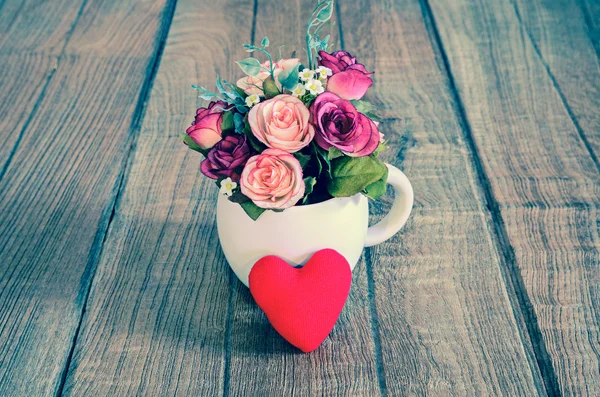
[181,0,414,352]
[181,0,389,221]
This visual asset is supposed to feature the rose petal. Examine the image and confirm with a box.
[326,69,373,100]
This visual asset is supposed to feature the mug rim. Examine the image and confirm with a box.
[219,192,363,213]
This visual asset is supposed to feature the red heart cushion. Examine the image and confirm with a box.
[249,249,352,353]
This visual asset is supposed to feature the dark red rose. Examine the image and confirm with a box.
[200,134,252,182]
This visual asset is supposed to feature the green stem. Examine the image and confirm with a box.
[306,0,333,69]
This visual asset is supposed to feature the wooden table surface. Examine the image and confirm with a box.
[1,0,598,395]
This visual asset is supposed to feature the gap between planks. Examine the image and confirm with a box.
[53,1,180,396]
[419,0,561,395]
[508,0,600,175]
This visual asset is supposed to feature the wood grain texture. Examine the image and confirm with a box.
[0,1,172,395]
[0,54,56,176]
[0,0,85,178]
[61,0,254,395]
[226,1,380,395]
[511,0,600,159]
[0,0,85,55]
[341,0,543,395]
[427,0,600,394]
[578,0,600,56]
[64,0,171,56]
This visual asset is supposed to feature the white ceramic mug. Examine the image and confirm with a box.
[217,163,414,286]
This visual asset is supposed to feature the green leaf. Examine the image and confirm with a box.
[293,151,311,169]
[221,111,235,132]
[228,189,250,204]
[243,117,268,152]
[327,146,344,160]
[180,133,208,156]
[313,144,332,177]
[261,36,270,48]
[310,144,323,175]
[262,76,280,99]
[216,75,236,100]
[277,64,300,90]
[302,177,317,204]
[363,165,388,200]
[373,139,388,156]
[236,58,262,76]
[233,85,248,98]
[222,79,245,100]
[240,200,266,221]
[350,99,375,113]
[327,155,387,198]
[351,99,382,122]
[315,1,334,22]
[233,112,245,134]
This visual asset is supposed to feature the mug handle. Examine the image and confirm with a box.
[364,163,414,247]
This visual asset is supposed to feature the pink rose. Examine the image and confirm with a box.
[240,148,305,209]
[237,58,300,95]
[185,101,229,149]
[318,50,373,100]
[248,94,314,153]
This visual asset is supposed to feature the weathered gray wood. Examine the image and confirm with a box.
[579,0,600,56]
[0,0,86,177]
[0,0,85,55]
[61,0,254,395]
[428,0,600,394]
[226,1,380,395]
[340,0,544,395]
[0,55,55,175]
[511,0,600,159]
[0,1,172,395]
[64,0,172,56]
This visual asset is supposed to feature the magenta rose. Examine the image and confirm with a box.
[311,92,380,157]
[318,50,373,100]
[200,134,252,182]
[240,148,305,209]
[185,101,230,149]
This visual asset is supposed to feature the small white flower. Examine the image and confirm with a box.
[219,177,237,197]
[299,68,315,81]
[245,94,260,107]
[291,83,307,97]
[316,66,333,80]
[305,79,325,95]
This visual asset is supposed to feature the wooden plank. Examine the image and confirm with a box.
[0,1,172,395]
[226,1,380,395]
[0,55,55,177]
[0,0,85,55]
[64,0,171,56]
[427,0,600,394]
[61,0,254,395]
[579,0,600,56]
[511,0,600,158]
[0,0,85,178]
[341,0,545,395]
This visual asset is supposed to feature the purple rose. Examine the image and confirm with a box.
[318,50,373,100]
[310,92,380,157]
[200,134,252,182]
